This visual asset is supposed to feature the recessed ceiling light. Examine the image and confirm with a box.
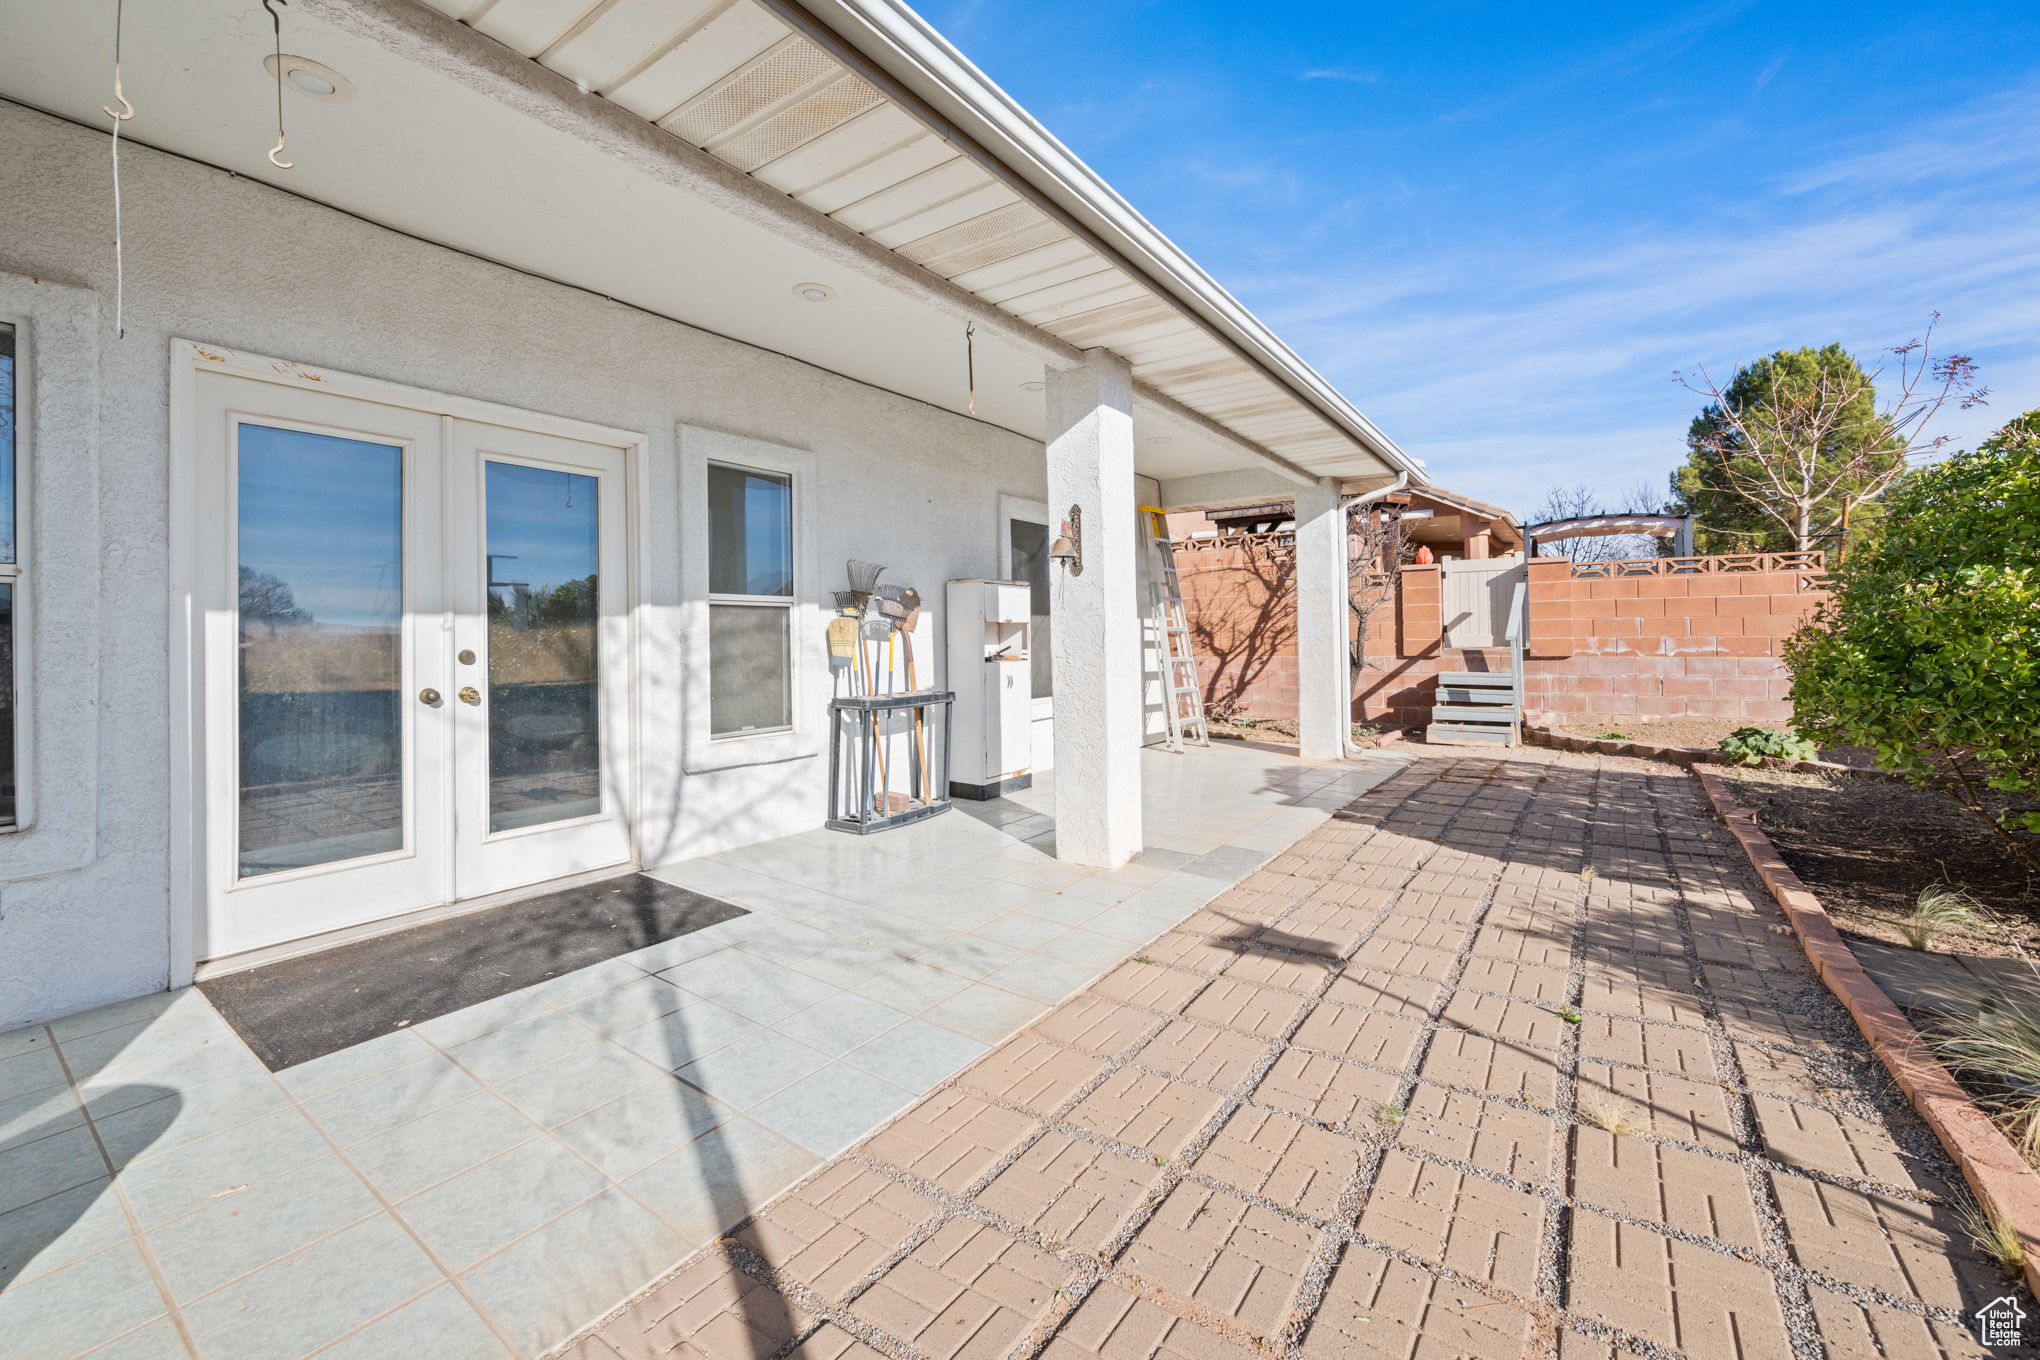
[263,54,356,103]
[793,282,836,302]
[1147,436,1172,444]
[1020,381,1045,392]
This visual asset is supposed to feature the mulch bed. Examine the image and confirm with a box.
[1717,763,2039,957]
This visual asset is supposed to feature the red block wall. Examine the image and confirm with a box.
[1172,545,1828,729]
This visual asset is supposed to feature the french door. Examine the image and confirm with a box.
[195,371,632,961]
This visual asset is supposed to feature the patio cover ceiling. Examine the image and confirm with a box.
[0,0,1421,489]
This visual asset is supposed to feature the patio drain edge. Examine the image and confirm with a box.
[1693,763,2040,1300]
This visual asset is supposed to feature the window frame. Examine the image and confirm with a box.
[705,461,795,739]
[677,426,819,775]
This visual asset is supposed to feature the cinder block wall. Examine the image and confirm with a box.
[1521,556,1828,726]
[1173,545,1828,729]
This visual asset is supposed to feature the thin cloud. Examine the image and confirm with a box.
[1299,68,1380,84]
[1753,49,1790,91]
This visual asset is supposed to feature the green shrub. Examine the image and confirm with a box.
[1785,410,2040,870]
[1718,726,1820,765]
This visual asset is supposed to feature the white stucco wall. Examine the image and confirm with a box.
[0,103,1048,1029]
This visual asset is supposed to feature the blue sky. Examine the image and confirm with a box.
[921,0,2040,515]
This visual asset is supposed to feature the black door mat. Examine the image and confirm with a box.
[199,873,748,1071]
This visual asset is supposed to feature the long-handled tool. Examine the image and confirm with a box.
[898,586,930,800]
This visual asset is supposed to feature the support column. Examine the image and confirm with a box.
[1295,476,1350,761]
[1045,351,1142,867]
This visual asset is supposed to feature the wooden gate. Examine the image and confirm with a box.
[1440,556,1526,648]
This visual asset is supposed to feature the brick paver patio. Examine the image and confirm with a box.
[571,750,2019,1360]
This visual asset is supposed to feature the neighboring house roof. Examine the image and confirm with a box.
[1194,485,1522,546]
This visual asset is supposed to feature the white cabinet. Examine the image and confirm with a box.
[946,579,1033,798]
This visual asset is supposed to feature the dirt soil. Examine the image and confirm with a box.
[1719,763,2040,957]
[1206,718,1392,748]
[1558,718,1878,767]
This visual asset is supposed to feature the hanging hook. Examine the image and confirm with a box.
[262,0,293,169]
[104,0,133,340]
[965,322,976,418]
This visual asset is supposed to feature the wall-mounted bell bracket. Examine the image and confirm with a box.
[1049,504,1083,576]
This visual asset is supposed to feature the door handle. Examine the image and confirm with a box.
[419,688,442,706]
[458,687,481,706]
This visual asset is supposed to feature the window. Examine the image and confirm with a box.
[0,323,16,827]
[707,463,792,736]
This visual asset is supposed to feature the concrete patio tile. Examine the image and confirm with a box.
[843,1020,988,1094]
[1073,906,1167,944]
[790,942,910,988]
[0,1125,107,1216]
[758,887,866,923]
[974,914,1070,952]
[1291,1004,1422,1068]
[1045,1281,1257,1360]
[1304,1243,1532,1360]
[1358,1151,1544,1295]
[1577,1014,1718,1081]
[620,930,730,973]
[314,1283,505,1360]
[915,935,1026,980]
[851,1218,1073,1360]
[0,1044,68,1105]
[147,1154,381,1301]
[1575,1061,1739,1151]
[676,1029,831,1110]
[1134,1019,1268,1092]
[0,1241,168,1359]
[553,1077,737,1182]
[1035,928,1136,970]
[117,1104,330,1228]
[412,990,555,1048]
[1319,965,1442,1018]
[347,1093,537,1201]
[1183,979,1309,1039]
[732,921,855,964]
[1768,1173,1992,1309]
[1254,1048,1403,1134]
[647,858,796,904]
[1092,960,1209,1013]
[746,1063,916,1159]
[179,1213,442,1360]
[848,960,973,1012]
[773,992,910,1057]
[1139,931,1243,975]
[0,1176,132,1288]
[1058,877,1141,907]
[595,1251,816,1360]
[735,1160,944,1303]
[1121,1181,1317,1334]
[400,1135,608,1269]
[526,955,659,1006]
[303,1053,486,1146]
[443,1009,603,1087]
[70,1319,190,1360]
[977,1130,1163,1253]
[923,985,1050,1046]
[1806,1280,1997,1360]
[983,954,1097,1005]
[862,1087,1039,1193]
[497,1041,667,1127]
[658,948,786,999]
[272,1028,438,1102]
[461,1188,691,1357]
[710,970,844,1026]
[611,1002,760,1073]
[1749,1094,1939,1189]
[564,974,697,1036]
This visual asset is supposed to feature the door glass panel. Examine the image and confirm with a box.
[1009,519,1053,700]
[486,461,599,832]
[708,604,790,735]
[237,425,403,876]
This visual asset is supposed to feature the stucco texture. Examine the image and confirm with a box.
[0,101,1048,1029]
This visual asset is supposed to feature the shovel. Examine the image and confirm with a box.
[897,586,932,799]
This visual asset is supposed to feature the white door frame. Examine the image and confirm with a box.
[168,341,650,984]
[997,493,1053,772]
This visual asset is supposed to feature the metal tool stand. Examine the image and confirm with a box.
[827,690,955,834]
[1141,510,1210,751]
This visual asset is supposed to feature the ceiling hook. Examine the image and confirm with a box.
[262,0,294,169]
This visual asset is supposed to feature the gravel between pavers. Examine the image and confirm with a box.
[561,748,2030,1360]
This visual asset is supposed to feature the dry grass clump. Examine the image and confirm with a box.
[1581,1100,1641,1137]
[1933,1003,2040,1164]
[1900,884,1979,951]
[1956,1193,2028,1280]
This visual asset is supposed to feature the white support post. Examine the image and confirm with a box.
[1045,350,1142,867]
[1295,475,1349,762]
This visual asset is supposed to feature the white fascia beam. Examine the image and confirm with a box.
[780,0,1428,485]
[299,0,1084,373]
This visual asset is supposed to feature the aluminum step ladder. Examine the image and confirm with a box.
[1141,507,1210,752]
